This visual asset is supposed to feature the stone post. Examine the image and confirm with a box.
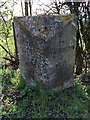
[14,15,77,90]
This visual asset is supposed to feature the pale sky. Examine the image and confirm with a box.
[0,0,89,16]
[13,0,65,16]
[13,0,88,16]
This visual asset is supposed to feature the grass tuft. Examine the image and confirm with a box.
[0,68,90,119]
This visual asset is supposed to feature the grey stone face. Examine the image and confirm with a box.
[14,15,77,90]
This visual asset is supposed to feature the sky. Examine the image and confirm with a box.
[13,0,89,16]
[14,0,54,16]
[0,0,89,16]
[13,0,68,16]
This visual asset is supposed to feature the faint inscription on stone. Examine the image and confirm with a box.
[14,15,77,90]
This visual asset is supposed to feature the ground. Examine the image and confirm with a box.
[0,67,90,119]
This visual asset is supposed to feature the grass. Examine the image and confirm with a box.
[0,67,90,119]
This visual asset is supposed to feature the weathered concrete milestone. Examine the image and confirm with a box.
[14,15,77,90]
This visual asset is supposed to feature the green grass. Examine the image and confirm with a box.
[0,67,90,119]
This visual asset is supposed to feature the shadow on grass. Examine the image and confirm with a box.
[1,68,90,119]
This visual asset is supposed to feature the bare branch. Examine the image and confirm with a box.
[0,44,15,59]
[3,57,14,62]
[0,2,6,8]
[20,0,24,16]
[0,13,12,57]
[29,1,32,16]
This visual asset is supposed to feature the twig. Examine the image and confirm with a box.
[0,2,6,8]
[0,13,12,59]
[29,1,32,16]
[3,57,14,62]
[0,44,15,60]
[20,0,24,16]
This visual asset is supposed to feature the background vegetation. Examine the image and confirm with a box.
[0,0,90,119]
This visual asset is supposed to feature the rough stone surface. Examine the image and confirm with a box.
[14,15,77,90]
